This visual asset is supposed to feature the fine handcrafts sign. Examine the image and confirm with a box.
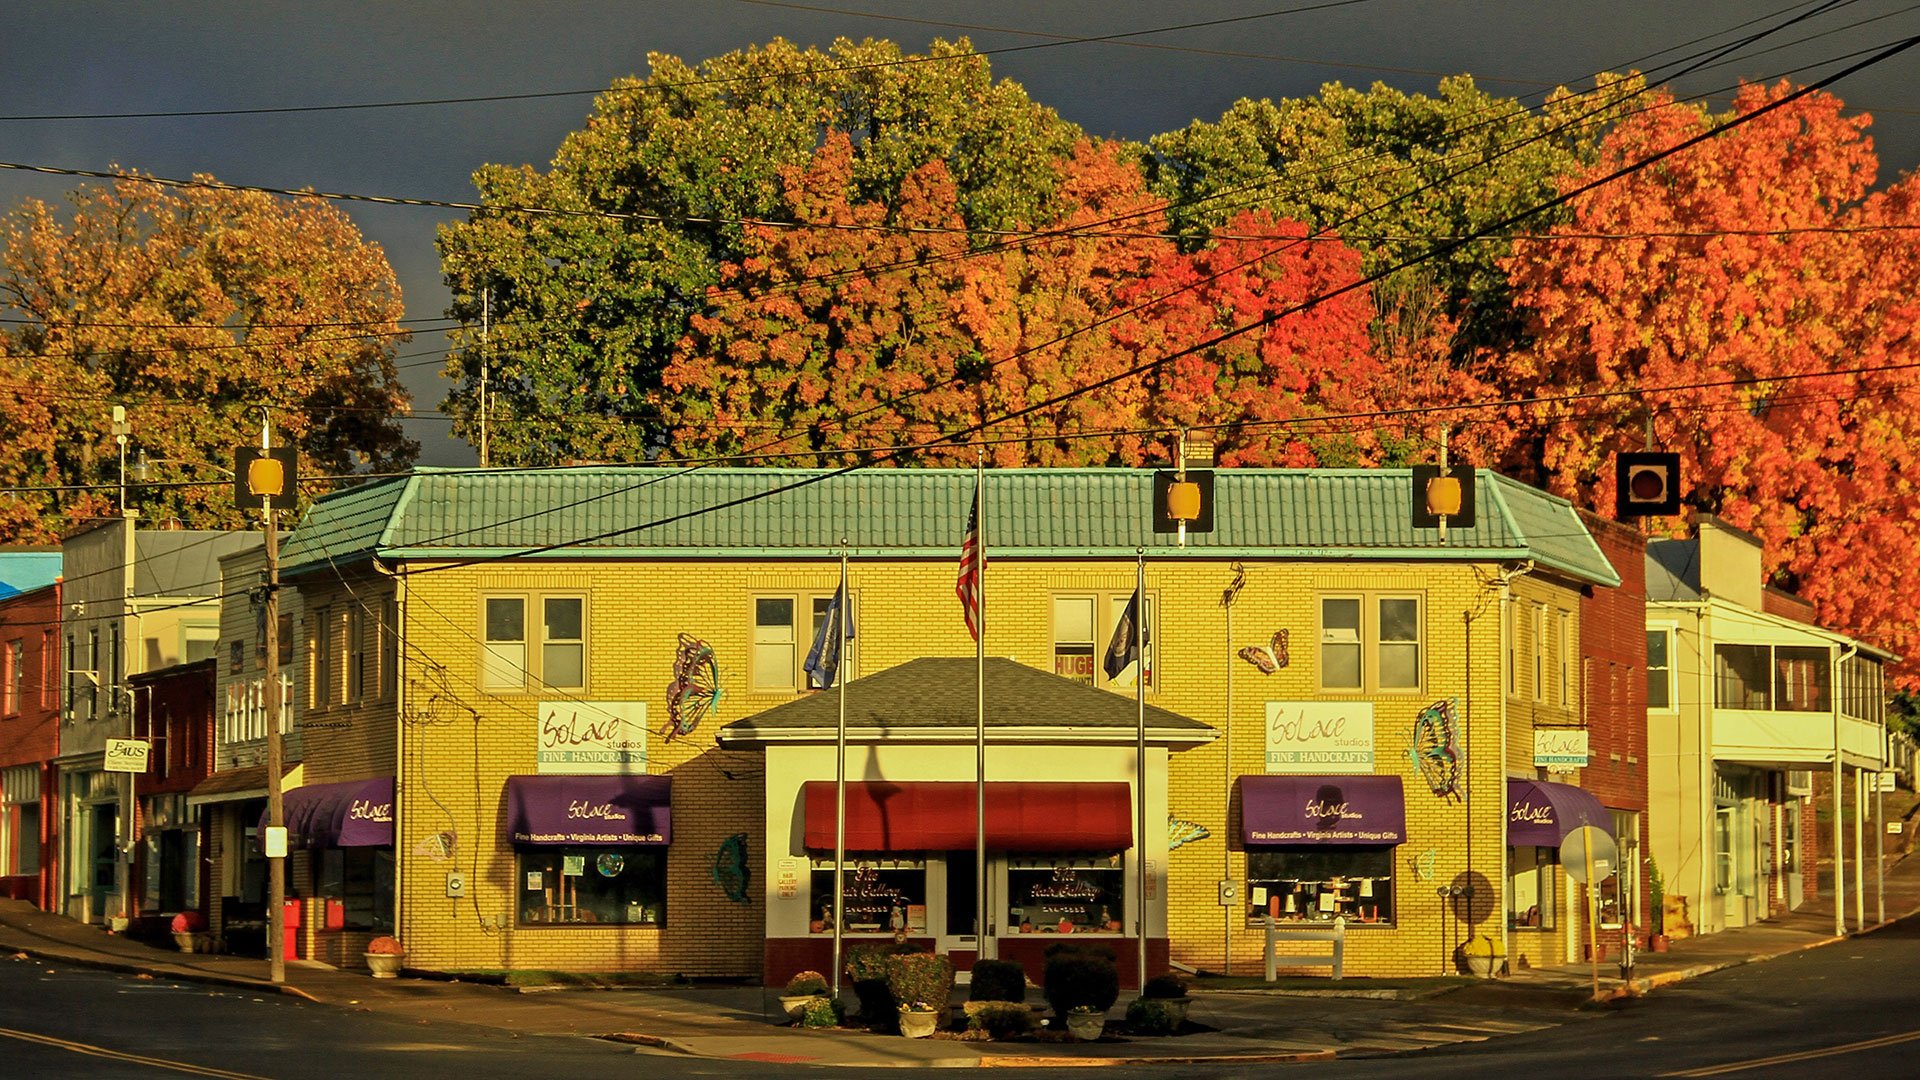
[1265,702,1374,773]
[537,701,649,774]
[1533,728,1590,771]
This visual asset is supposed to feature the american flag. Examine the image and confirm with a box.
[956,481,983,641]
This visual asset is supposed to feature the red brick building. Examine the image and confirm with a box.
[129,659,216,934]
[0,580,63,909]
[1575,511,1651,953]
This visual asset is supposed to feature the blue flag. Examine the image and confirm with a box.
[803,585,854,689]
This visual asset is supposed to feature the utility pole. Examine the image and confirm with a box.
[113,405,136,927]
[244,416,291,985]
[479,286,490,468]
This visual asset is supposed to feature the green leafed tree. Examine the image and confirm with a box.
[437,37,1080,465]
[0,176,413,541]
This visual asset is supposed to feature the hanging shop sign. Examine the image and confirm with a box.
[104,739,151,774]
[537,701,649,774]
[1533,728,1590,772]
[1265,702,1374,773]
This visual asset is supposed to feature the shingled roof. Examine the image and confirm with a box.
[715,657,1215,747]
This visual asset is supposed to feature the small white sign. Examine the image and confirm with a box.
[537,701,649,774]
[263,826,288,858]
[1891,821,1905,835]
[1265,702,1374,773]
[1534,729,1590,771]
[103,739,150,774]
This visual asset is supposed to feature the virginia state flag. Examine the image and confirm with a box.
[803,584,854,689]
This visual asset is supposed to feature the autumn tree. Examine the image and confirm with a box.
[659,135,1172,467]
[437,37,1080,465]
[1505,81,1920,681]
[1145,76,1639,374]
[0,176,413,540]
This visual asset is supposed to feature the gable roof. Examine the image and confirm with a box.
[714,657,1214,746]
[280,466,1619,586]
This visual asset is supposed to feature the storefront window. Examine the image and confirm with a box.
[1246,847,1394,926]
[517,848,665,927]
[319,848,395,932]
[809,861,927,934]
[1508,846,1558,930]
[1007,856,1124,935]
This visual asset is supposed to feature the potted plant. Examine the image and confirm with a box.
[1457,934,1504,978]
[169,911,210,954]
[1125,996,1183,1036]
[365,935,405,978]
[780,970,830,1021]
[845,942,919,1030]
[1139,972,1191,1025]
[1043,943,1118,1040]
[885,951,954,1039]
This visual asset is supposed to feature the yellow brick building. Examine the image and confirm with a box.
[270,466,1617,981]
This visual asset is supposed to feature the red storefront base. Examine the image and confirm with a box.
[765,936,1169,991]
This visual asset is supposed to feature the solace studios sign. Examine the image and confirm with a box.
[537,701,649,774]
[1265,702,1374,773]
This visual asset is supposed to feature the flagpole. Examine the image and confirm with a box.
[1134,546,1148,992]
[974,453,990,960]
[831,538,849,1000]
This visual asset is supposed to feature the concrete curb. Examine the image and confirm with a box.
[5,940,319,1003]
[979,1050,1337,1068]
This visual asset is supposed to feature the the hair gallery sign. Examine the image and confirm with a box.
[537,701,649,774]
[1265,702,1374,773]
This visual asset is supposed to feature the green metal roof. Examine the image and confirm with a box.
[280,466,1620,586]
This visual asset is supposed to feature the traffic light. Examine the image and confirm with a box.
[234,447,299,511]
[1615,452,1681,518]
[1153,470,1214,534]
[1411,465,1475,529]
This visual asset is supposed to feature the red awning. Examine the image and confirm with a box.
[802,781,1132,853]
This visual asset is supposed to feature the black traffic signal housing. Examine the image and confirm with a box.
[1615,452,1681,518]
[1153,470,1215,534]
[1411,465,1475,530]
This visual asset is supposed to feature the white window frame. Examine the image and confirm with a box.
[2,639,20,716]
[1557,609,1573,710]
[480,592,589,693]
[750,592,860,693]
[1050,592,1156,692]
[1317,592,1423,694]
[1647,625,1676,712]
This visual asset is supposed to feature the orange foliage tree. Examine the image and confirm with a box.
[1505,82,1920,680]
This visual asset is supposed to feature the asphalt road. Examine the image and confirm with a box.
[4,918,1918,1079]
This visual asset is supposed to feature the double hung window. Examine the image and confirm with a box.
[482,595,588,692]
[750,594,858,692]
[1051,593,1155,689]
[1318,595,1421,692]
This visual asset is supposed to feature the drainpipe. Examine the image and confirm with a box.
[376,560,408,952]
[1495,561,1532,969]
[1831,643,1857,937]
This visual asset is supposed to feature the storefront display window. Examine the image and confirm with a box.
[517,848,665,927]
[319,848,395,932]
[1246,847,1394,925]
[1007,856,1124,935]
[809,861,926,934]
[1508,846,1558,930]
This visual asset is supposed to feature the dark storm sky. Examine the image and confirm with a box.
[5,1,1918,464]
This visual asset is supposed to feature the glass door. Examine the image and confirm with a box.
[938,852,981,963]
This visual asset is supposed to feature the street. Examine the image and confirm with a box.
[5,917,1919,1080]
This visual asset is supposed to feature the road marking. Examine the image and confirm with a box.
[1660,1029,1920,1076]
[0,1025,272,1079]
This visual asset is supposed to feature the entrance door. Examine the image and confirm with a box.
[940,852,982,968]
[1783,804,1804,908]
[88,804,116,920]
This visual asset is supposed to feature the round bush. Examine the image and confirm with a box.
[1125,997,1182,1036]
[1042,944,1119,1016]
[967,1001,1035,1040]
[967,959,1027,1002]
[785,970,830,996]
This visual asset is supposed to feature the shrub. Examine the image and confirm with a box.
[885,951,955,1012]
[169,911,206,934]
[846,943,920,1028]
[967,1001,1035,1040]
[366,935,405,956]
[1042,943,1119,1016]
[785,970,830,996]
[1141,973,1189,1000]
[967,959,1027,1003]
[800,996,843,1028]
[1125,997,1182,1036]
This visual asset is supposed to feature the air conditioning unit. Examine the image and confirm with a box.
[1785,770,1814,797]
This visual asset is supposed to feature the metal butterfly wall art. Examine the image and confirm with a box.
[1238,629,1289,674]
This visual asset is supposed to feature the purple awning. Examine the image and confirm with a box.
[258,777,393,849]
[1241,775,1405,846]
[504,775,671,846]
[1507,779,1611,847]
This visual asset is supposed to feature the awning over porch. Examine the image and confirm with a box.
[802,781,1132,853]
[256,776,393,848]
[1240,775,1406,845]
[186,763,301,807]
[1506,779,1611,847]
[504,775,672,846]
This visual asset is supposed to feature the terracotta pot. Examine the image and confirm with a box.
[1650,935,1670,953]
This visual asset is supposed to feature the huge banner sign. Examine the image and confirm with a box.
[1265,702,1374,773]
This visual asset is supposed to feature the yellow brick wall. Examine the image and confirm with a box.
[294,553,1590,978]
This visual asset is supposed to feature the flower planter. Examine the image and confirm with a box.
[172,931,211,954]
[1065,1011,1106,1041]
[897,1008,939,1039]
[780,994,822,1021]
[365,952,404,979]
[1649,934,1670,953]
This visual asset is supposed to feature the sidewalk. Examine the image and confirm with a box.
[4,851,1915,1069]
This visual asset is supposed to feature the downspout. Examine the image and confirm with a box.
[376,559,408,951]
[1495,561,1533,970]
[1831,642,1856,937]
